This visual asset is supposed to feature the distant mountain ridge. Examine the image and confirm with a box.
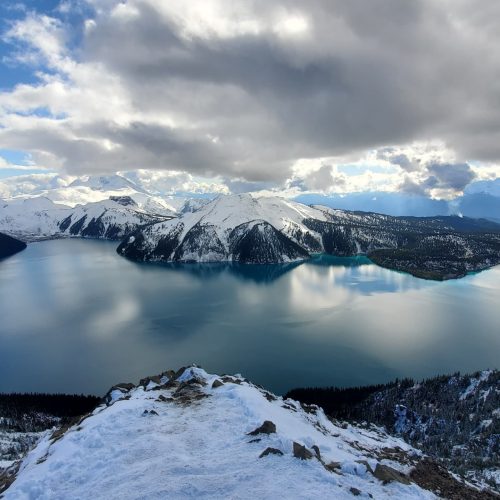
[117,194,500,280]
[0,197,172,241]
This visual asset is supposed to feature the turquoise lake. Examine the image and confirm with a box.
[0,239,499,395]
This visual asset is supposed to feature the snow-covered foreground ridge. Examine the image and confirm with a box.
[5,366,489,500]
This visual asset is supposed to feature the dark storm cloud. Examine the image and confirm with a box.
[399,162,476,196]
[1,0,500,186]
[427,163,476,191]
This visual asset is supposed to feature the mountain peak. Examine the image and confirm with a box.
[6,366,449,499]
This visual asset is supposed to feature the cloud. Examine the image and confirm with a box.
[427,163,476,191]
[376,149,418,172]
[122,169,228,195]
[0,0,499,193]
[399,162,476,198]
[298,164,346,191]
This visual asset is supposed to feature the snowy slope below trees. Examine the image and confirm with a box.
[288,370,500,494]
[2,366,450,499]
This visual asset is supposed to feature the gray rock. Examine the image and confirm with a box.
[212,379,224,389]
[259,447,284,458]
[248,420,276,436]
[324,461,342,473]
[373,464,411,485]
[293,442,314,460]
[139,375,162,388]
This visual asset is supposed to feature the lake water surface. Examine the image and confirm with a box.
[0,239,499,395]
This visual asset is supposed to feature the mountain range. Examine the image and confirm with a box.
[2,173,500,220]
[118,193,500,280]
[1,175,500,280]
[0,196,172,241]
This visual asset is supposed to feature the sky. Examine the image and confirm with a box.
[0,0,500,199]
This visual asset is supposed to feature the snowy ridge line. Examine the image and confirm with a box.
[3,366,497,499]
[117,193,500,280]
[0,196,173,242]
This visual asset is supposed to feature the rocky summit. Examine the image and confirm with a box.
[2,367,497,499]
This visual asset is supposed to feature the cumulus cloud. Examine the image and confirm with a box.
[295,164,347,192]
[0,0,499,195]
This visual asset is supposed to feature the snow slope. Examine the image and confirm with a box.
[0,197,170,241]
[117,193,500,275]
[5,367,436,500]
[118,194,328,263]
[0,198,68,239]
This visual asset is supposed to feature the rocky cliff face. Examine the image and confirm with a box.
[117,194,500,279]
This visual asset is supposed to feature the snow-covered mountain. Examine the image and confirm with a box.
[0,174,178,216]
[0,198,66,239]
[68,174,147,193]
[3,366,486,499]
[0,196,171,241]
[117,194,327,264]
[117,193,500,279]
[178,197,212,214]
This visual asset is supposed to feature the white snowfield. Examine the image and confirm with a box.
[0,173,177,223]
[0,196,170,241]
[5,367,436,500]
[148,193,326,239]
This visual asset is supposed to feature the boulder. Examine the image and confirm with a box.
[293,442,313,460]
[139,375,162,388]
[324,461,342,473]
[259,447,284,458]
[248,420,276,436]
[373,464,411,485]
[212,379,224,389]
